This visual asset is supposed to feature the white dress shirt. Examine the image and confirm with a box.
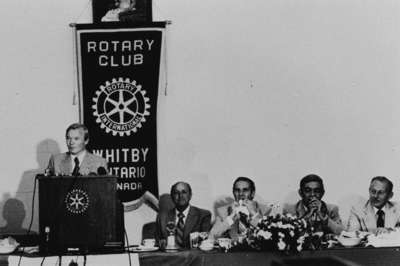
[70,150,86,169]
[175,205,191,225]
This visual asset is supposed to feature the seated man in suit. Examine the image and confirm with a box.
[46,123,108,176]
[156,182,211,248]
[209,176,264,241]
[347,176,400,234]
[283,174,343,235]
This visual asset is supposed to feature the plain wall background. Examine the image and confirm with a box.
[0,0,400,243]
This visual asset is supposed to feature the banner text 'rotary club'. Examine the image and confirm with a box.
[87,39,155,67]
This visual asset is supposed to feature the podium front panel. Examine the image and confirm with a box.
[38,176,124,253]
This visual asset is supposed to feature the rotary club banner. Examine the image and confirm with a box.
[75,23,165,206]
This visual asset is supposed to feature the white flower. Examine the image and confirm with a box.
[277,239,286,250]
[289,231,295,237]
[297,244,303,252]
[257,230,272,240]
[278,232,285,238]
[302,219,307,227]
[297,235,305,244]
[286,213,295,219]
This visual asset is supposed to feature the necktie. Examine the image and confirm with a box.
[237,213,248,235]
[377,209,385,228]
[175,212,185,247]
[238,220,247,235]
[72,157,80,176]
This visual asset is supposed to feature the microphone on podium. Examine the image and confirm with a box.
[97,167,107,176]
[44,168,53,177]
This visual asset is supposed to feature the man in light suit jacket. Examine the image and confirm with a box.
[46,123,108,176]
[209,177,267,241]
[347,176,400,234]
[156,182,211,248]
[283,174,343,235]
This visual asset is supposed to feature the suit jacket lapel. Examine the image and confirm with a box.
[364,202,376,231]
[80,152,91,175]
[183,207,197,239]
[385,202,396,228]
[61,154,72,175]
[296,201,307,218]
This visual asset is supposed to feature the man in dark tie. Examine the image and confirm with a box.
[155,182,211,248]
[46,123,108,176]
[347,176,400,234]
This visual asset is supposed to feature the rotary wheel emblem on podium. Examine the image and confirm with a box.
[65,189,90,214]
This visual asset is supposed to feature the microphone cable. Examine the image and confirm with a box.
[17,174,40,266]
[124,228,132,266]
[40,256,45,266]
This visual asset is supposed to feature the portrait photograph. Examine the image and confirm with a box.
[92,0,152,23]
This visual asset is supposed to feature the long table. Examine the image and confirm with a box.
[4,247,400,266]
[139,247,400,266]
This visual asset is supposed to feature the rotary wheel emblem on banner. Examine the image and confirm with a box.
[65,189,90,214]
[92,78,150,136]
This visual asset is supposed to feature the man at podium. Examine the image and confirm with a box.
[46,123,108,176]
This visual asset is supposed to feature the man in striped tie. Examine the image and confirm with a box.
[156,182,212,248]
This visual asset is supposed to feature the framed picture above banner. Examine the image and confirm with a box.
[92,0,152,23]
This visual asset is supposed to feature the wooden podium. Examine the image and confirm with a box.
[38,176,124,253]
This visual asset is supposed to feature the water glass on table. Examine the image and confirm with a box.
[190,232,200,248]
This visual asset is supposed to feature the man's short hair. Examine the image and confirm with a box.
[170,181,192,195]
[370,176,393,193]
[65,123,89,141]
[299,174,325,192]
[233,176,255,193]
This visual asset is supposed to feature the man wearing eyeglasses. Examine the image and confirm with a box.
[347,176,400,234]
[283,174,343,235]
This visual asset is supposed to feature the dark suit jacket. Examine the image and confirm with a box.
[156,206,211,248]
[47,151,108,176]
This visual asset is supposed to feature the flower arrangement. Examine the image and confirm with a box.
[229,213,320,253]
[249,213,311,252]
